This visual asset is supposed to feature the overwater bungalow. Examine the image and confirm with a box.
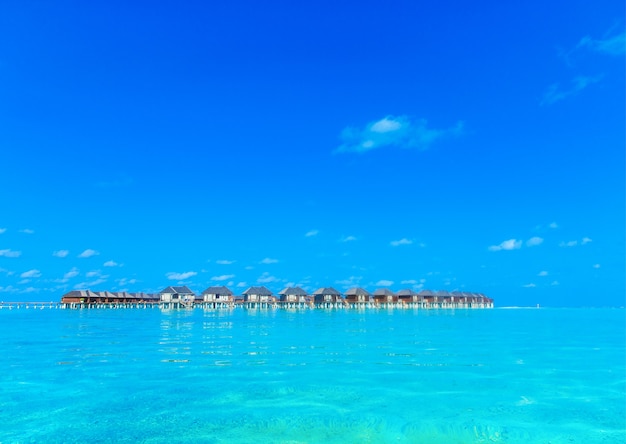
[278,287,309,304]
[313,287,343,305]
[159,286,195,304]
[242,286,273,303]
[418,289,436,307]
[344,287,372,304]
[373,288,398,305]
[201,286,234,304]
[397,288,421,304]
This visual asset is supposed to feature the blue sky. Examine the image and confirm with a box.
[0,0,623,306]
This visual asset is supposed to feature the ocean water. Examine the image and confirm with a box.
[0,307,624,443]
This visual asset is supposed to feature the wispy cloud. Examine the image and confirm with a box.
[20,269,41,278]
[577,31,625,56]
[549,222,559,229]
[236,281,248,288]
[340,235,357,243]
[257,272,279,283]
[78,249,99,258]
[19,229,35,234]
[53,250,69,258]
[593,264,601,269]
[522,283,536,288]
[560,237,592,247]
[0,228,6,234]
[488,239,522,252]
[335,276,362,287]
[86,270,107,278]
[390,238,413,247]
[375,279,394,287]
[166,271,197,280]
[305,230,319,237]
[538,271,549,277]
[336,115,464,153]
[526,237,544,247]
[551,281,560,286]
[260,257,279,264]
[104,260,119,267]
[74,278,107,289]
[216,259,236,265]
[211,274,235,281]
[541,75,602,106]
[64,268,79,280]
[0,249,21,258]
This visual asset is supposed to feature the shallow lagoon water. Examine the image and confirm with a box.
[0,307,624,443]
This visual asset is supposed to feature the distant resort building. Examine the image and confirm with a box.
[60,284,493,309]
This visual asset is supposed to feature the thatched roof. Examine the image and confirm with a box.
[160,286,195,295]
[243,286,273,296]
[313,287,341,296]
[435,290,450,297]
[202,286,233,296]
[278,286,308,296]
[396,289,418,296]
[418,289,436,297]
[373,288,395,296]
[344,287,371,296]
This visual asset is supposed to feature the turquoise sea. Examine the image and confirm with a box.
[0,307,624,443]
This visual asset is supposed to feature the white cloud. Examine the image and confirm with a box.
[166,271,197,280]
[390,238,413,247]
[211,274,235,281]
[549,222,559,229]
[551,281,560,286]
[103,260,119,267]
[86,270,102,278]
[340,235,357,243]
[78,249,99,258]
[538,271,549,277]
[336,115,464,153]
[488,239,522,252]
[53,250,69,258]
[582,237,592,244]
[593,264,601,269]
[20,269,41,278]
[522,283,536,288]
[577,31,625,56]
[401,279,418,284]
[216,260,236,265]
[236,282,248,288]
[19,229,35,234]
[260,257,278,264]
[375,280,394,287]
[64,268,79,279]
[257,272,279,283]
[541,75,602,106]
[244,266,255,270]
[305,230,319,237]
[0,249,21,258]
[526,237,544,247]
[0,228,6,234]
